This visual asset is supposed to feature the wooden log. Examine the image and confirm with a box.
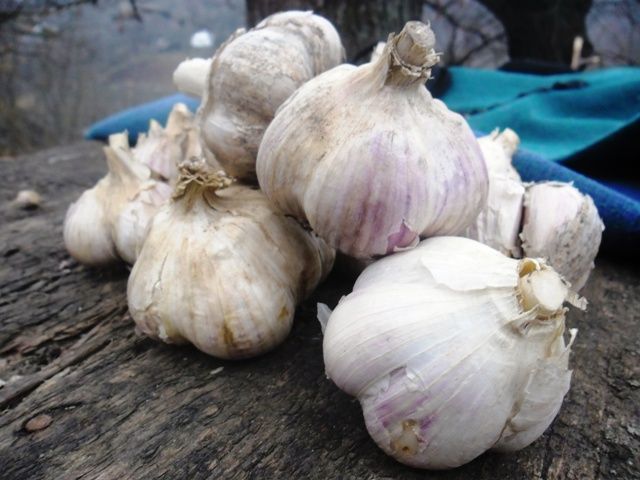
[0,142,638,479]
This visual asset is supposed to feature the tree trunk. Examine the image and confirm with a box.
[476,0,593,65]
[245,0,424,61]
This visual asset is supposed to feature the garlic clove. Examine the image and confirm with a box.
[322,236,583,469]
[520,181,604,291]
[198,11,344,181]
[257,21,488,259]
[128,160,335,359]
[464,128,524,257]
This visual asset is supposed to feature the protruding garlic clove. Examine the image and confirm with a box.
[464,128,525,257]
[127,159,335,359]
[173,57,213,97]
[520,181,604,291]
[257,20,488,258]
[322,236,584,469]
[198,11,345,181]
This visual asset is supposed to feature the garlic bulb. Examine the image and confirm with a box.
[133,103,204,183]
[127,160,335,359]
[521,182,604,291]
[63,133,171,266]
[322,236,584,469]
[173,58,212,97]
[198,10,345,181]
[464,129,525,257]
[257,21,488,258]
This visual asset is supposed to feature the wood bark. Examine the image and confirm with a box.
[0,142,638,479]
[245,0,424,61]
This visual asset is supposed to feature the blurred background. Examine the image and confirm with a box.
[0,0,638,156]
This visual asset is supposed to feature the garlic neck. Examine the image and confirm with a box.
[384,21,439,88]
[173,159,232,204]
[517,259,568,318]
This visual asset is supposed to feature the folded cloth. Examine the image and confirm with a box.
[84,94,200,145]
[84,68,640,257]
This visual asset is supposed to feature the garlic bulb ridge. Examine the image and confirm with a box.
[322,236,584,469]
[127,159,335,359]
[198,10,345,181]
[257,21,488,259]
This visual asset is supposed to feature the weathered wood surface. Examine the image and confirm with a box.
[0,142,638,479]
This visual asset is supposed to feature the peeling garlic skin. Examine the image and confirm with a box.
[521,182,604,291]
[464,129,525,257]
[258,22,488,259]
[198,11,344,181]
[323,237,581,469]
[128,162,335,359]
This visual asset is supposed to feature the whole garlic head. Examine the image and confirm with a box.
[464,128,525,257]
[63,133,172,266]
[257,21,488,258]
[127,160,335,359]
[322,236,584,469]
[520,181,604,291]
[198,10,345,181]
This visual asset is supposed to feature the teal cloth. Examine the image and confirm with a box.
[439,67,640,256]
[440,67,640,161]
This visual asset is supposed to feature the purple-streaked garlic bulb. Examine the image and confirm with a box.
[321,236,585,469]
[257,21,488,258]
[197,11,344,181]
[521,182,604,291]
[464,128,525,257]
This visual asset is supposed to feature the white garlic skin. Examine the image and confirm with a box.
[63,133,172,266]
[464,128,525,257]
[257,21,488,258]
[323,236,582,469]
[134,103,204,183]
[173,58,212,97]
[63,178,118,266]
[198,11,344,181]
[520,181,604,291]
[127,168,335,359]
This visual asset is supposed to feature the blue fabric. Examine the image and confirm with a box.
[84,94,200,144]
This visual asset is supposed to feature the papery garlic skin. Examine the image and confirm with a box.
[464,129,525,257]
[198,11,344,181]
[323,237,583,469]
[521,182,604,291]
[257,21,488,258]
[173,58,212,97]
[128,161,335,359]
[63,178,118,266]
[63,133,172,266]
[133,103,205,183]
